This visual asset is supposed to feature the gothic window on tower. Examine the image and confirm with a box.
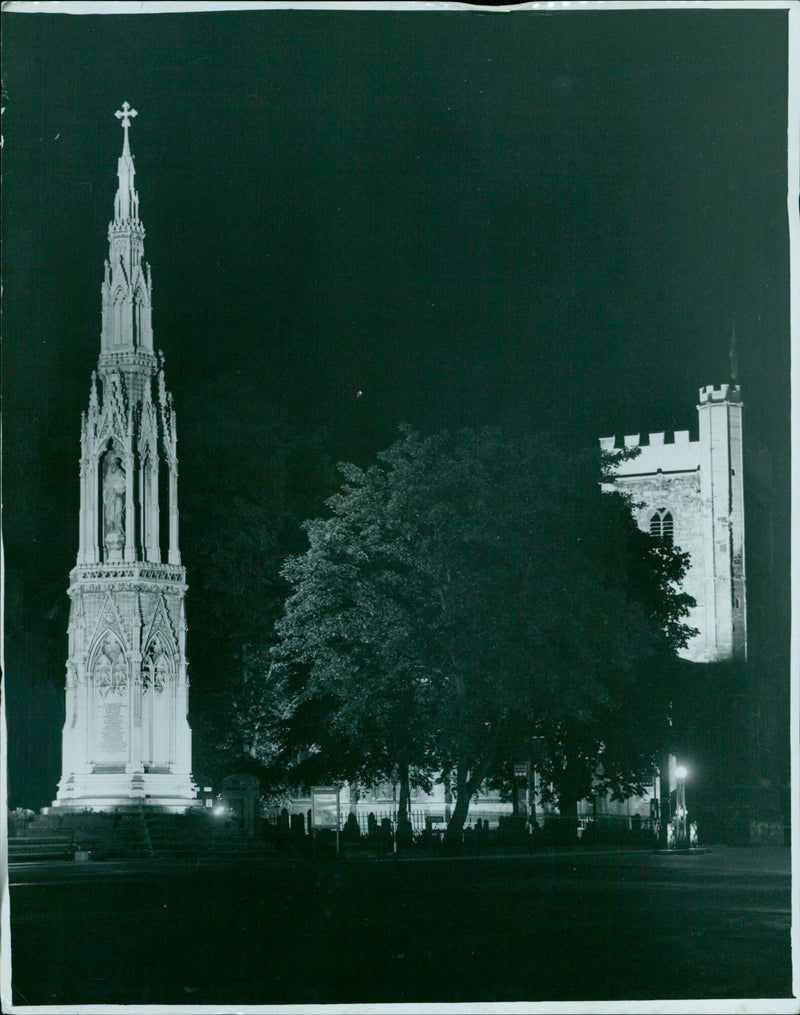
[649,509,674,546]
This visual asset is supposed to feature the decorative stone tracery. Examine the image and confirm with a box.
[94,633,129,699]
[142,637,169,693]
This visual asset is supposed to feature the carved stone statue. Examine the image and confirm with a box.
[103,452,126,543]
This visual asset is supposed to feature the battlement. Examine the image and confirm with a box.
[601,379,743,476]
[599,429,700,476]
[599,430,693,452]
[698,383,742,404]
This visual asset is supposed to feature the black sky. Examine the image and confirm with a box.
[2,5,791,808]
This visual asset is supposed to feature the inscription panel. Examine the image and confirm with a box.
[96,700,128,761]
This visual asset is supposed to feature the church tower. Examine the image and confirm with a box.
[53,105,197,810]
[600,379,747,664]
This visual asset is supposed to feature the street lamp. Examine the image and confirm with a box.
[674,765,688,846]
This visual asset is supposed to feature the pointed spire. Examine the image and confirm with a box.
[729,318,739,384]
[100,103,154,368]
[113,102,140,223]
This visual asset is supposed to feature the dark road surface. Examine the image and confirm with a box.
[7,846,793,1008]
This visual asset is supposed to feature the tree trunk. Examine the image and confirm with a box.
[397,762,410,822]
[397,761,413,847]
[557,792,579,845]
[444,767,472,845]
[444,754,495,844]
[349,781,360,816]
[511,762,519,817]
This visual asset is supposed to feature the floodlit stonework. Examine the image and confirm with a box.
[52,105,197,811]
[600,382,747,663]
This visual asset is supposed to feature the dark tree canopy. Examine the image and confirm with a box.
[271,426,695,838]
[179,374,336,786]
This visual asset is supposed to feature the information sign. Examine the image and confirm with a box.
[311,787,341,854]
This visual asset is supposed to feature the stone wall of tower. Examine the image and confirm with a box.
[610,466,707,658]
[697,385,747,661]
[600,383,747,664]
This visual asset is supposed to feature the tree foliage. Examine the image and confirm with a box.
[271,426,696,838]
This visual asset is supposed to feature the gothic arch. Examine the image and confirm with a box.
[89,630,129,699]
[141,593,178,658]
[87,589,129,653]
[648,507,674,546]
[96,388,129,448]
[101,436,125,464]
[141,634,174,693]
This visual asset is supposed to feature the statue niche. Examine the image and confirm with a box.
[102,447,126,558]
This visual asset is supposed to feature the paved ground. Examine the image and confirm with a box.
[7,846,793,1007]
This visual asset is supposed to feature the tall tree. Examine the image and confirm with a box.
[272,427,695,839]
[273,442,441,818]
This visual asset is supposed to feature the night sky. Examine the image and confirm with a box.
[2,4,791,809]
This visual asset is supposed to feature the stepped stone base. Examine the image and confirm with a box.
[50,769,199,813]
[13,808,275,862]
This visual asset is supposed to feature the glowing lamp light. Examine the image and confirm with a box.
[213,805,227,816]
[673,765,690,847]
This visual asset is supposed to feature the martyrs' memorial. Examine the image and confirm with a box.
[51,106,197,811]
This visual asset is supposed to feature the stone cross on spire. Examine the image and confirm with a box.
[115,101,137,153]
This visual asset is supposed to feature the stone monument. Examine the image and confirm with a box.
[52,104,197,811]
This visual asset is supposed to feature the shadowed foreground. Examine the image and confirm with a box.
[9,847,791,1007]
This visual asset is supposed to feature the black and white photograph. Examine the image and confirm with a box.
[1,1,796,1011]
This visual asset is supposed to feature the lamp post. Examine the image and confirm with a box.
[675,765,688,847]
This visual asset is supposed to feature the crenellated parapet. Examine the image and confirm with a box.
[599,429,694,451]
[698,382,742,405]
[599,429,700,475]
